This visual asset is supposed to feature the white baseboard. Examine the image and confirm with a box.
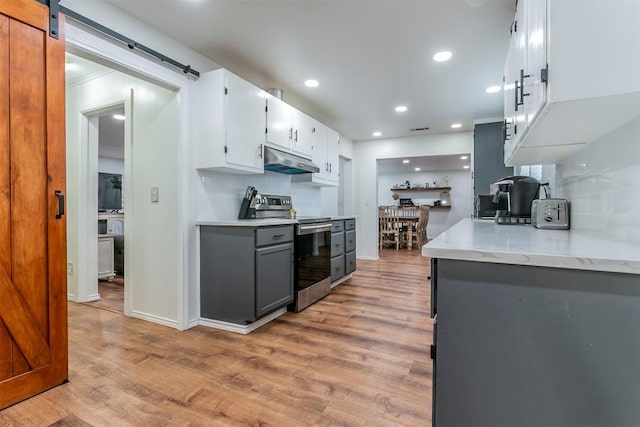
[331,274,353,289]
[199,308,287,335]
[67,293,76,301]
[187,318,199,329]
[357,255,379,261]
[131,310,178,329]
[86,293,100,302]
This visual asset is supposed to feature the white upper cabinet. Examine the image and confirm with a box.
[292,124,339,187]
[291,110,315,159]
[503,0,640,166]
[191,69,266,174]
[265,96,314,160]
[265,96,294,152]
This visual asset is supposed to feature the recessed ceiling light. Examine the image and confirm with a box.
[304,79,319,88]
[433,51,452,62]
[372,131,382,137]
[460,155,468,160]
[113,114,126,120]
[451,123,462,129]
[402,159,410,164]
[414,167,421,171]
[463,165,470,169]
[65,63,77,72]
[485,85,502,93]
[395,105,408,113]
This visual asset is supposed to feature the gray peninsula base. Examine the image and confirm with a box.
[432,259,640,427]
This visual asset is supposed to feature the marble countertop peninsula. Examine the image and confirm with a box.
[422,219,640,274]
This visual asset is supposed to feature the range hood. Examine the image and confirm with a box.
[263,146,320,175]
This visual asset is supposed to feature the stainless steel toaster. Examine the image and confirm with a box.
[532,199,570,229]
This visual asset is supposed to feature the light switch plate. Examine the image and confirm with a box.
[150,187,159,203]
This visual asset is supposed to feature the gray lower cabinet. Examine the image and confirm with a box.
[331,218,356,283]
[431,258,640,427]
[200,225,294,325]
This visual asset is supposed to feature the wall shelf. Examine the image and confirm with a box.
[429,205,451,209]
[391,186,451,192]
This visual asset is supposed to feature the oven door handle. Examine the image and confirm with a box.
[298,223,332,235]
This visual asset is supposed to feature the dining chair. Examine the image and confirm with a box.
[378,206,400,250]
[414,205,430,247]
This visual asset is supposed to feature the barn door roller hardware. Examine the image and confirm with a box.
[36,0,200,78]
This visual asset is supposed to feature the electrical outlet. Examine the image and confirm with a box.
[67,263,73,275]
[150,187,159,203]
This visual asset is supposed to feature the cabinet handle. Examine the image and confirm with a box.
[294,130,298,142]
[514,79,520,111]
[519,69,531,105]
[325,162,329,172]
[258,144,263,158]
[273,234,285,239]
[55,190,64,219]
[503,119,511,141]
[329,163,332,173]
[289,128,293,140]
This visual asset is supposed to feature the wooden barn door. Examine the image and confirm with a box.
[0,0,67,409]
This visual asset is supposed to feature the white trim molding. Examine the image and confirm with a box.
[198,308,288,335]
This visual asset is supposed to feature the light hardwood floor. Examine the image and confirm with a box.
[83,277,125,314]
[0,249,432,426]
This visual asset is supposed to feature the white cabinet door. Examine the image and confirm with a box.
[191,69,265,174]
[225,72,265,171]
[524,0,547,127]
[98,235,115,280]
[325,128,340,184]
[266,96,293,151]
[503,30,518,162]
[311,122,328,179]
[291,110,314,159]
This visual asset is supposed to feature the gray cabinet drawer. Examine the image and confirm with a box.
[331,254,345,282]
[256,226,293,247]
[331,232,345,257]
[345,219,356,231]
[346,251,356,274]
[345,230,356,253]
[331,221,344,233]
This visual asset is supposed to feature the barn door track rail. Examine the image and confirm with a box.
[36,0,200,78]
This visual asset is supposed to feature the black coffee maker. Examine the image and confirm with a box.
[491,176,540,224]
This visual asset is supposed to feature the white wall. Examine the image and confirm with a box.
[554,117,640,243]
[98,157,124,174]
[378,170,472,238]
[354,131,473,259]
[66,69,181,327]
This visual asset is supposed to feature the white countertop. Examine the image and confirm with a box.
[197,219,298,227]
[422,218,640,274]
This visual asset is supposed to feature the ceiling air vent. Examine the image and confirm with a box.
[410,127,430,131]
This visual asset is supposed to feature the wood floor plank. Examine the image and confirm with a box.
[0,249,433,426]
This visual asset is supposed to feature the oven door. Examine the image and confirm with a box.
[296,223,331,290]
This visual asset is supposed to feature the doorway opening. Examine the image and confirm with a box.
[91,106,126,314]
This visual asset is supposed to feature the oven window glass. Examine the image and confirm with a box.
[296,230,331,289]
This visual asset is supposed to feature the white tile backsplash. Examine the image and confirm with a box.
[194,169,326,221]
[554,116,640,242]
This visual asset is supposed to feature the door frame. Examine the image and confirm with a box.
[65,22,192,329]
[77,100,131,314]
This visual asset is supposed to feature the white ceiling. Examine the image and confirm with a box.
[377,154,471,174]
[101,0,514,141]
